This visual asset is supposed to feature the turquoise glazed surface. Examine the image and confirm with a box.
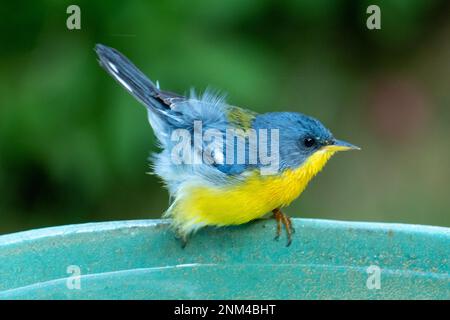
[0,219,448,299]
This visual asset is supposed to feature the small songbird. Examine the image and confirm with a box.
[95,44,359,246]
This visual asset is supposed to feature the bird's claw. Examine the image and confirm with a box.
[175,233,188,249]
[286,239,292,247]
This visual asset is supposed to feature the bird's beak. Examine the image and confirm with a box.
[322,139,361,152]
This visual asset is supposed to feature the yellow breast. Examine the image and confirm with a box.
[168,149,336,235]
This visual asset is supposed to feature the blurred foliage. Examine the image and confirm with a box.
[1,0,449,234]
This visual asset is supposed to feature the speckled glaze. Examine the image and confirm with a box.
[0,219,448,299]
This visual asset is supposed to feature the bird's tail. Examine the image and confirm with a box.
[95,44,160,108]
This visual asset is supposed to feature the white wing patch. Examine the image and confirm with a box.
[213,148,224,164]
[108,62,118,73]
[107,61,133,93]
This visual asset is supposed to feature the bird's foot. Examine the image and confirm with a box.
[272,208,294,246]
[175,233,188,249]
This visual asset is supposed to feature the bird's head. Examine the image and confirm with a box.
[253,112,359,172]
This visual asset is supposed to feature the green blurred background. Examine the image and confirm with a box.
[1,0,449,234]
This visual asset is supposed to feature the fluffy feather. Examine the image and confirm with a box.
[95,44,357,239]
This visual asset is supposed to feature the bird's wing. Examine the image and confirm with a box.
[95,44,259,178]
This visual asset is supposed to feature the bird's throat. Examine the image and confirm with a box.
[272,149,336,207]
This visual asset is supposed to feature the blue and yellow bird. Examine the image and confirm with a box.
[95,44,359,246]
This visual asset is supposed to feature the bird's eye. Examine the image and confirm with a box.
[303,137,316,148]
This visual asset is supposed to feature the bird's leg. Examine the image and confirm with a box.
[286,214,295,234]
[273,209,282,241]
[272,208,293,246]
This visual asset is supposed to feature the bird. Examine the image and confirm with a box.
[95,44,359,247]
